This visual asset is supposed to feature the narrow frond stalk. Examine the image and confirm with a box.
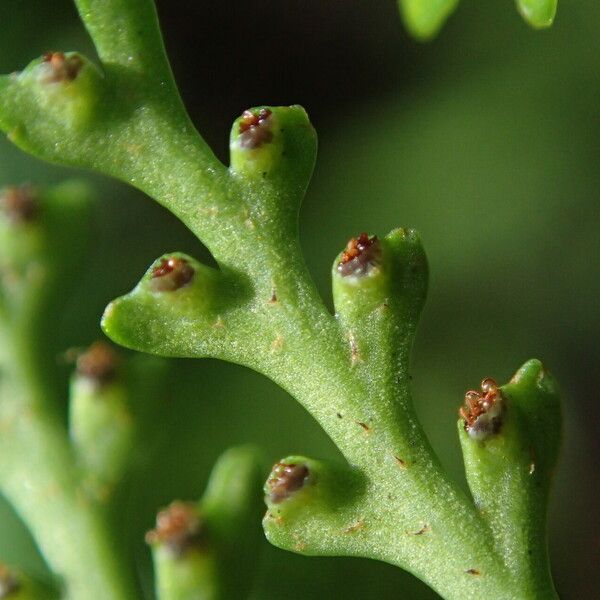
[0,16,224,236]
[148,447,264,600]
[74,0,175,79]
[458,361,561,598]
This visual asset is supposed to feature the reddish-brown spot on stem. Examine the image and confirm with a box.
[150,257,195,292]
[267,462,309,503]
[145,501,205,556]
[356,421,372,433]
[0,186,38,223]
[76,341,119,386]
[465,568,480,576]
[338,233,381,277]
[394,455,407,468]
[41,52,83,83]
[238,108,273,149]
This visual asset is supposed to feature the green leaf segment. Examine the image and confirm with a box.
[0,183,137,599]
[398,0,558,39]
[146,447,264,600]
[0,183,264,599]
[0,1,562,599]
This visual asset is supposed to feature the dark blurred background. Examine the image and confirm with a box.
[0,1,599,598]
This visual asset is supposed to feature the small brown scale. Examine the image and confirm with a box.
[267,462,309,504]
[76,341,119,386]
[459,378,504,439]
[150,257,195,292]
[337,233,381,277]
[238,108,273,149]
[145,501,205,556]
[41,52,83,83]
[0,186,38,223]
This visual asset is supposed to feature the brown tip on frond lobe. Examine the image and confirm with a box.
[76,341,120,386]
[338,233,381,277]
[238,108,273,149]
[145,501,206,557]
[267,462,309,504]
[459,378,504,440]
[150,257,195,292]
[40,52,83,83]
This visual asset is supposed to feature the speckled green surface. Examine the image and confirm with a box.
[0,1,564,598]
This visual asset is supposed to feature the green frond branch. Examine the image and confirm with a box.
[0,38,225,244]
[146,446,264,600]
[0,184,138,600]
[0,182,90,399]
[74,0,173,75]
[69,341,135,502]
[0,2,562,599]
[458,360,561,598]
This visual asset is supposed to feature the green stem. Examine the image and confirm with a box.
[260,320,517,599]
[0,327,136,599]
[0,2,561,596]
[0,383,137,600]
[74,0,174,76]
[149,447,264,600]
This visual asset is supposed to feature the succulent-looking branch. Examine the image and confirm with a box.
[146,447,264,600]
[0,182,263,600]
[0,2,562,599]
[0,184,138,599]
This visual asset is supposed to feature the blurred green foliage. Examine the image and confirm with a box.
[0,0,598,598]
